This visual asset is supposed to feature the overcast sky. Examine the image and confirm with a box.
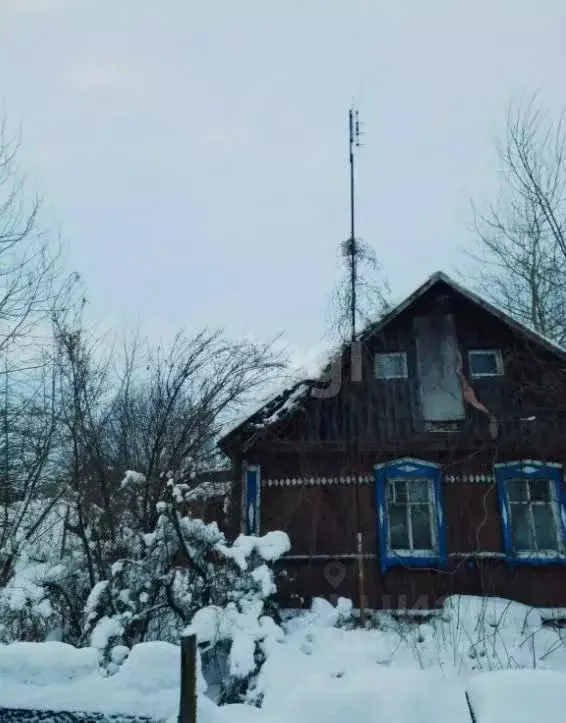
[1,1,565,364]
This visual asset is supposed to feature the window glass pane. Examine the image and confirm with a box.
[386,480,395,502]
[388,504,409,549]
[375,353,407,379]
[411,504,433,549]
[507,479,528,502]
[470,351,500,376]
[408,480,429,503]
[510,504,533,551]
[532,504,558,550]
[393,480,408,503]
[529,479,552,502]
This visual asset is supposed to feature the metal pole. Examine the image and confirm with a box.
[348,108,367,627]
[349,108,357,341]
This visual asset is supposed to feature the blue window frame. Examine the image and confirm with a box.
[243,464,260,535]
[375,458,446,572]
[495,460,566,565]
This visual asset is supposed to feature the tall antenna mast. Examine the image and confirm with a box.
[348,107,361,342]
[345,107,367,626]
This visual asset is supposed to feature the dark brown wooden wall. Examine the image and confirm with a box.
[262,479,502,558]
[266,479,566,610]
[276,558,566,610]
[262,472,566,608]
[187,497,226,528]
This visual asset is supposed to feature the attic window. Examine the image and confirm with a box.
[375,352,408,380]
[468,349,503,378]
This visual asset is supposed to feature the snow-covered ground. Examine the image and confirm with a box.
[254,595,566,723]
[0,640,190,721]
[1,595,566,722]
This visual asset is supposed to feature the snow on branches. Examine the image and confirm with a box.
[0,470,290,703]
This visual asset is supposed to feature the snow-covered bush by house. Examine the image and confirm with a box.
[0,474,290,698]
[186,532,290,703]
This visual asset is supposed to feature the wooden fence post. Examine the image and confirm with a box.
[178,633,197,723]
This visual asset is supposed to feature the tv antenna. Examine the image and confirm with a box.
[341,107,368,626]
[342,107,362,343]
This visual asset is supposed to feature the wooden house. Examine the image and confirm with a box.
[219,272,566,610]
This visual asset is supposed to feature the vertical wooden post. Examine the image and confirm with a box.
[357,531,367,626]
[178,633,197,723]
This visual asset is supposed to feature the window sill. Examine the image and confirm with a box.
[507,552,566,566]
[382,551,445,571]
[424,421,462,433]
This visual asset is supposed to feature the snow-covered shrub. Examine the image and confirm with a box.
[0,499,87,644]
[186,530,290,704]
[0,473,290,694]
[67,478,291,684]
[0,557,60,643]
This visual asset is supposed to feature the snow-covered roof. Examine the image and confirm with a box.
[219,380,316,452]
[185,479,231,501]
[220,271,566,451]
[185,469,232,500]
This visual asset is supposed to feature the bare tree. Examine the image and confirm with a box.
[328,239,391,343]
[471,94,566,344]
[11,317,283,640]
[50,317,284,566]
[104,330,284,529]
[0,119,78,590]
[0,351,64,587]
[0,118,60,358]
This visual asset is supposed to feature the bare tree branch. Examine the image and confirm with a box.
[469,93,566,345]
